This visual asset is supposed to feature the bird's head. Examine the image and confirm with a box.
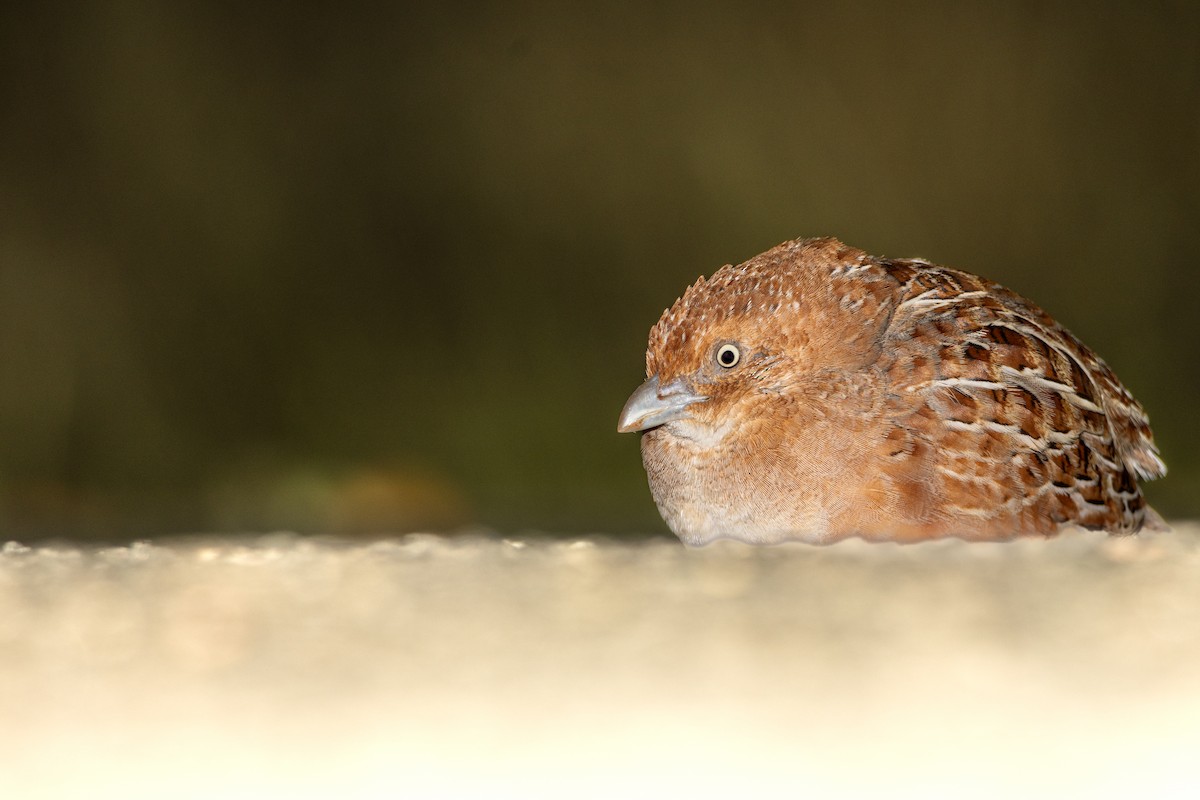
[617,237,888,436]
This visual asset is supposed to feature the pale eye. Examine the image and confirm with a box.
[715,343,741,368]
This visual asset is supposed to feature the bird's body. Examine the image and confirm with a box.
[618,237,1165,545]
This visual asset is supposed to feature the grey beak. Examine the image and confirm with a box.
[617,375,708,433]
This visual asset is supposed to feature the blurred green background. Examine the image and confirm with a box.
[1,2,1196,539]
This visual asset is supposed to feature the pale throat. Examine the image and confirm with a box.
[660,412,743,452]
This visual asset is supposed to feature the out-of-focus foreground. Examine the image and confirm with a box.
[3,527,1198,799]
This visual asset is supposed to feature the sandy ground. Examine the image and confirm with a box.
[2,525,1199,799]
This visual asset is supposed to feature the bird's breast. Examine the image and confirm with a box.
[639,420,835,545]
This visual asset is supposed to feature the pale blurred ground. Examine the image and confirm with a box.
[2,526,1199,800]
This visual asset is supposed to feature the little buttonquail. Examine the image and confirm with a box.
[618,237,1166,545]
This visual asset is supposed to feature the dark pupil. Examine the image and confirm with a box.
[720,348,735,365]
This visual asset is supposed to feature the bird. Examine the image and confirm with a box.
[617,237,1166,545]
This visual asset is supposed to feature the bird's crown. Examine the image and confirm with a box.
[645,237,868,380]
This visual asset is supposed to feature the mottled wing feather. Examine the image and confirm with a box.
[874,258,1163,534]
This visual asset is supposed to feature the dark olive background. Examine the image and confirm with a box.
[1,2,1196,539]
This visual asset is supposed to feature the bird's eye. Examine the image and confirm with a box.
[715,343,741,368]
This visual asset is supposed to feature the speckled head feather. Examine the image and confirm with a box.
[645,237,892,384]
